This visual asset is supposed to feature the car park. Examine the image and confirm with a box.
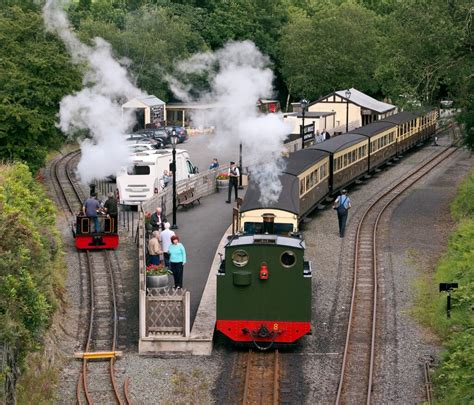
[164,126,189,143]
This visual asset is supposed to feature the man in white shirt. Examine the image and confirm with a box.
[226,161,240,203]
[160,222,175,267]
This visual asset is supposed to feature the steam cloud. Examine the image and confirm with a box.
[43,0,144,184]
[168,41,292,205]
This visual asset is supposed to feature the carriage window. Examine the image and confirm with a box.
[300,179,305,195]
[281,251,296,268]
[232,250,249,267]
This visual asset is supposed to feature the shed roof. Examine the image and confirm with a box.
[311,88,396,114]
[122,95,165,108]
[309,134,367,154]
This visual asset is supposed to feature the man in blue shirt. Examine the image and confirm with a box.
[83,193,101,233]
[209,158,219,170]
[333,189,352,238]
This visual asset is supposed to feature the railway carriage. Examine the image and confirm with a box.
[74,214,119,249]
[380,111,419,153]
[418,109,437,142]
[240,149,330,233]
[350,121,398,171]
[311,134,369,195]
[216,232,312,347]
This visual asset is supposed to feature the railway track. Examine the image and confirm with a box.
[50,151,130,404]
[229,349,281,404]
[335,145,458,404]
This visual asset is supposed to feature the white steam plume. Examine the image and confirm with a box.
[168,41,292,205]
[43,0,144,184]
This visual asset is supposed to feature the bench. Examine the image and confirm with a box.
[177,187,201,209]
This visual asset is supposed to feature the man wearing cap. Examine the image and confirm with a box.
[226,161,240,203]
[333,189,352,237]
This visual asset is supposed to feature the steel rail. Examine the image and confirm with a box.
[336,145,458,404]
[49,151,128,404]
[241,349,280,404]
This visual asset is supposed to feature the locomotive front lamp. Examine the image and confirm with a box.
[345,89,351,133]
[170,127,179,229]
[300,98,309,149]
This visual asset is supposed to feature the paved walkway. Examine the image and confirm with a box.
[170,187,244,324]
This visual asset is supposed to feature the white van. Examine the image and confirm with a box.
[116,148,198,206]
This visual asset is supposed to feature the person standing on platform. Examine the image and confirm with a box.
[322,129,330,140]
[333,189,352,238]
[147,231,162,265]
[151,207,166,231]
[209,158,219,170]
[169,235,186,289]
[226,161,240,203]
[160,222,175,268]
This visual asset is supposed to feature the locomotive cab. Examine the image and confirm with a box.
[74,214,119,250]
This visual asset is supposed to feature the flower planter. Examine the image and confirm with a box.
[146,274,170,289]
[216,179,228,190]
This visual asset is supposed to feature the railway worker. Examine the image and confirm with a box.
[148,231,163,265]
[151,207,167,231]
[333,189,352,238]
[226,161,240,203]
[103,192,118,217]
[209,158,219,170]
[82,193,101,233]
[160,222,175,268]
[168,235,186,289]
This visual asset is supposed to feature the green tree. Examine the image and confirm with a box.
[0,6,81,172]
[75,5,207,100]
[279,2,381,101]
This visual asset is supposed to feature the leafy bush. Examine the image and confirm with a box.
[426,168,474,403]
[0,163,65,368]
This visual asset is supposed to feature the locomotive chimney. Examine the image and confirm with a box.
[89,183,96,196]
[262,213,276,234]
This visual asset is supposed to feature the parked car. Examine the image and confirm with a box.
[164,126,189,143]
[135,128,170,146]
[126,134,164,148]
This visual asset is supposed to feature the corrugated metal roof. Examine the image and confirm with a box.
[311,88,396,113]
[136,95,165,106]
[309,134,367,154]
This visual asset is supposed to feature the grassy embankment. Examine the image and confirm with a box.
[414,168,474,404]
[0,162,67,403]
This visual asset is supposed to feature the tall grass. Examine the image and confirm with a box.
[414,168,474,404]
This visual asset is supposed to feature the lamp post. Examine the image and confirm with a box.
[238,142,243,190]
[300,99,308,149]
[345,89,351,133]
[170,127,179,229]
